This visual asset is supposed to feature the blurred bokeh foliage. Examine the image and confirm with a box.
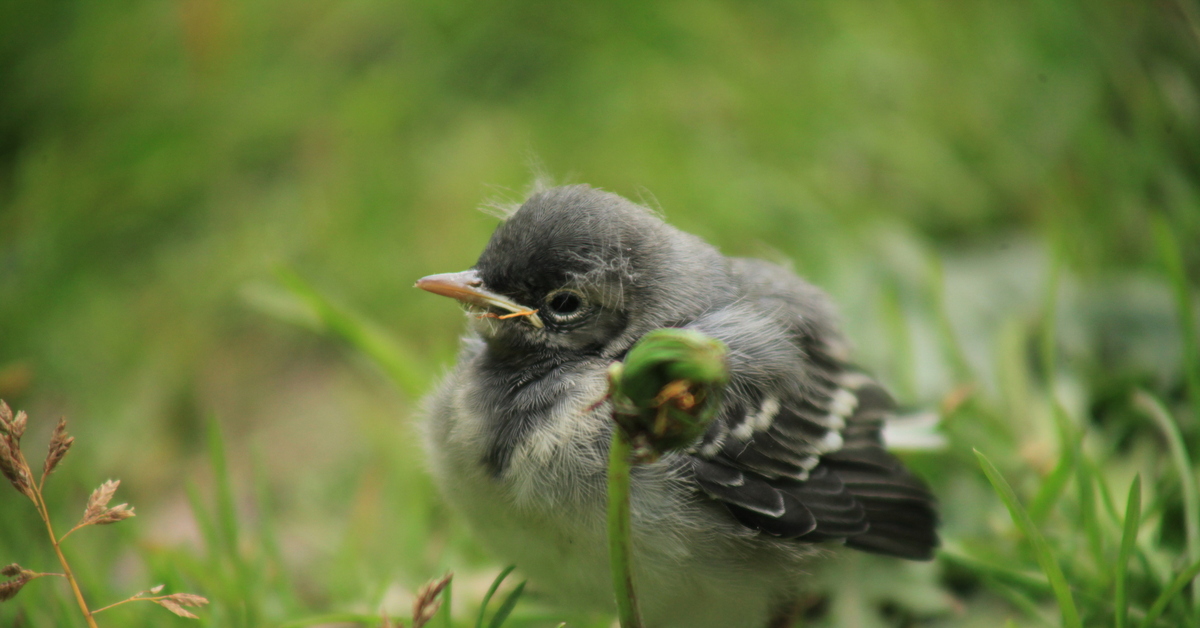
[2,0,1199,626]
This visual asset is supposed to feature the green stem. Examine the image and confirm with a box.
[607,429,644,628]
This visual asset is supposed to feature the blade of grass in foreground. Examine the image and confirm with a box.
[487,579,527,628]
[1152,216,1200,615]
[1038,257,1061,389]
[476,565,516,628]
[1153,217,1200,438]
[974,449,1082,628]
[1133,390,1200,612]
[1044,403,1106,567]
[206,416,257,627]
[982,575,1057,628]
[251,447,297,610]
[1082,453,1123,530]
[1029,400,1077,527]
[939,544,1051,592]
[1137,556,1200,628]
[1115,475,1141,628]
[206,417,240,561]
[1073,442,1105,569]
[270,269,428,398]
[1027,401,1075,528]
[926,254,973,382]
[1028,441,1074,524]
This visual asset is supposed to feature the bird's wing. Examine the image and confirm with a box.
[685,264,938,559]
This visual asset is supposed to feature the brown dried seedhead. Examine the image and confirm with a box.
[412,572,453,628]
[0,400,208,622]
[153,592,209,619]
[377,572,453,628]
[78,479,136,528]
[0,401,35,501]
[43,418,74,483]
[0,564,36,603]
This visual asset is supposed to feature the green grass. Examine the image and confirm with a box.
[2,0,1199,626]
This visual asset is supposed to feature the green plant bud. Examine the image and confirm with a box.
[608,329,729,460]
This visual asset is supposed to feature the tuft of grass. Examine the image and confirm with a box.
[974,449,1082,628]
[474,566,526,628]
[1152,217,1200,436]
[1115,475,1141,628]
[1133,390,1200,613]
[1138,557,1200,628]
[485,579,526,628]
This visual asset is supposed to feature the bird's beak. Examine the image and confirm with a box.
[415,269,544,329]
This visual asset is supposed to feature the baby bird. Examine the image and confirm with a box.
[418,185,937,628]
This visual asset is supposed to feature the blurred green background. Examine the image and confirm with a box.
[2,0,1199,626]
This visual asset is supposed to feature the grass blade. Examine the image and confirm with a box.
[443,577,453,628]
[1152,214,1200,617]
[1038,256,1061,386]
[206,416,258,627]
[1082,453,1123,529]
[476,565,516,628]
[1116,475,1141,628]
[982,575,1057,628]
[1074,444,1105,568]
[251,447,297,610]
[486,579,527,628]
[206,416,239,559]
[1136,555,1200,628]
[270,268,428,398]
[1028,401,1078,528]
[880,282,916,399]
[974,449,1082,628]
[1133,390,1200,610]
[1152,217,1200,437]
[939,544,1051,592]
[926,253,973,381]
[1028,446,1075,524]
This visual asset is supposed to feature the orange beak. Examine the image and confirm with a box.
[416,269,544,328]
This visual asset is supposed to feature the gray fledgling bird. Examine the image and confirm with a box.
[418,185,937,628]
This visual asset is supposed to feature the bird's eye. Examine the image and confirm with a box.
[543,289,587,323]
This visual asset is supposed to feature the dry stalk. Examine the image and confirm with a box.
[411,572,452,628]
[0,400,209,625]
[376,572,453,628]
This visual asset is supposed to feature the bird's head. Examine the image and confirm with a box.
[417,185,733,358]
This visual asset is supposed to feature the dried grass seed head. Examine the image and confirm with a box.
[84,479,121,520]
[155,598,199,619]
[163,592,209,607]
[93,503,135,525]
[42,418,73,480]
[10,410,26,441]
[0,572,33,602]
[411,572,452,628]
[0,437,34,500]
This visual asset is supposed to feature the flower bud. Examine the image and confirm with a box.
[608,329,729,461]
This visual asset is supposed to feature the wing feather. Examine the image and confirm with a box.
[682,259,939,559]
[690,372,938,559]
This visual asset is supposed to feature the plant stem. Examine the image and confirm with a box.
[607,429,644,628]
[92,594,169,614]
[33,489,98,628]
